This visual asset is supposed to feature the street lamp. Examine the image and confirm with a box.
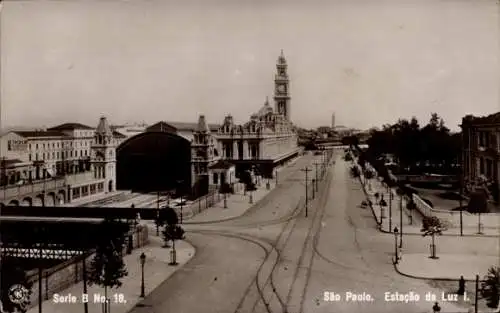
[177,180,184,224]
[393,227,399,264]
[140,253,146,298]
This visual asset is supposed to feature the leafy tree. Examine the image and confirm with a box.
[365,113,460,175]
[344,153,353,162]
[481,266,500,308]
[349,166,360,179]
[364,169,374,180]
[87,241,128,303]
[421,216,447,258]
[162,224,186,263]
[159,207,179,247]
[0,258,33,313]
[87,219,129,303]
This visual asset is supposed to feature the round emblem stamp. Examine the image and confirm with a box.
[8,284,29,304]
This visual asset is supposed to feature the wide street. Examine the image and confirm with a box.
[127,151,484,313]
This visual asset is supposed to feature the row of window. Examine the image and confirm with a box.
[478,157,495,179]
[28,149,89,161]
[477,131,498,150]
[27,140,93,151]
[72,182,104,199]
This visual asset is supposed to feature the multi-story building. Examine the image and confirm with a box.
[0,117,126,206]
[216,50,299,177]
[461,112,500,202]
[331,113,336,129]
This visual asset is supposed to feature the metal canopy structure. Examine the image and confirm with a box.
[0,218,131,260]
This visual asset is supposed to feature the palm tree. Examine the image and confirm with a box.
[481,266,500,309]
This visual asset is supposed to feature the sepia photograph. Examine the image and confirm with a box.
[0,0,499,312]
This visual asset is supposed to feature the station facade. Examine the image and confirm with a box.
[0,117,125,206]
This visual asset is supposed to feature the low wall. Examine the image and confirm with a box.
[26,225,148,309]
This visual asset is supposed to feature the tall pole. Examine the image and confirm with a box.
[313,162,320,187]
[399,194,403,248]
[301,167,311,217]
[460,127,464,236]
[140,262,145,298]
[83,254,89,313]
[474,274,479,313]
[389,191,392,231]
[38,241,43,313]
[459,175,463,236]
[156,191,160,236]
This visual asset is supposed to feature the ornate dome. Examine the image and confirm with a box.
[257,96,273,117]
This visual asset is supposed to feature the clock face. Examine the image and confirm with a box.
[277,85,286,93]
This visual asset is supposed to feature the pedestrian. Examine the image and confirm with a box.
[458,275,465,295]
[433,302,441,313]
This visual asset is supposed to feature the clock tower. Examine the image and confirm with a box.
[191,115,219,196]
[91,116,116,193]
[274,49,291,121]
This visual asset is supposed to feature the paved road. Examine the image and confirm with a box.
[304,157,472,313]
[127,151,479,313]
[127,152,326,313]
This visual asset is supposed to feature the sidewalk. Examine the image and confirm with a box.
[27,235,195,313]
[183,180,277,223]
[363,177,500,237]
[182,154,313,223]
[395,253,498,281]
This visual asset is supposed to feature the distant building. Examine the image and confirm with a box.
[461,112,500,202]
[331,113,336,129]
[0,117,125,206]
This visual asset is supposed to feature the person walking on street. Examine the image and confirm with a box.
[433,302,441,312]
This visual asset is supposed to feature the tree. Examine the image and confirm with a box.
[87,241,128,304]
[162,224,185,265]
[364,168,374,190]
[349,166,360,179]
[344,153,353,162]
[481,266,500,308]
[0,258,33,313]
[421,216,447,259]
[87,219,129,304]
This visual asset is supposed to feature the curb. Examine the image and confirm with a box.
[183,155,323,225]
[351,161,500,238]
[392,261,489,283]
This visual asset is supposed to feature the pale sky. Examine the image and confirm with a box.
[1,0,499,131]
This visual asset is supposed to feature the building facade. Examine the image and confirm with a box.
[0,117,126,206]
[461,113,500,202]
[216,50,299,178]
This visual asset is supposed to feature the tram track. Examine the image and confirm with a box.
[183,151,337,313]
[183,155,318,226]
[189,229,285,313]
[311,161,397,283]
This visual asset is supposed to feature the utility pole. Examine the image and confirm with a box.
[399,193,403,248]
[389,190,392,231]
[459,129,464,236]
[459,171,463,236]
[301,167,311,217]
[313,162,320,188]
[474,274,479,313]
